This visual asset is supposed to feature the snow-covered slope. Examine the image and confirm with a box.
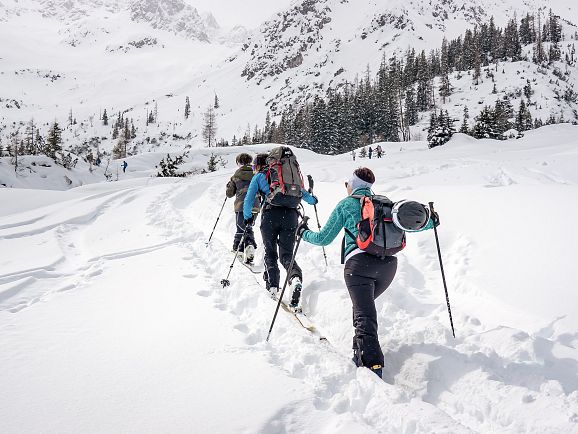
[1,124,578,433]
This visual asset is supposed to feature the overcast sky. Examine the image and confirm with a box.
[190,0,293,28]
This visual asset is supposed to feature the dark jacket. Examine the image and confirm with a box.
[226,165,259,212]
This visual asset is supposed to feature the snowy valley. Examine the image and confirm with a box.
[2,0,578,433]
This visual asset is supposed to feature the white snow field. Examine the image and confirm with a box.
[2,125,578,433]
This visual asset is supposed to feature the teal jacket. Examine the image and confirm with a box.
[302,187,434,257]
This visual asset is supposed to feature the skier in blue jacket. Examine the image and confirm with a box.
[243,153,318,310]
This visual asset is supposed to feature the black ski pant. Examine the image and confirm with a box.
[260,207,302,288]
[344,253,397,369]
[233,211,256,252]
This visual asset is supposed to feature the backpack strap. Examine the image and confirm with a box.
[341,227,357,264]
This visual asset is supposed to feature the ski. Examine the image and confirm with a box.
[241,260,265,274]
[279,301,327,340]
[263,287,328,341]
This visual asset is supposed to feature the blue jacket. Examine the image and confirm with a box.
[243,172,317,219]
[302,187,434,257]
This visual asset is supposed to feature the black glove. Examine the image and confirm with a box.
[431,211,440,228]
[296,220,309,238]
[244,215,255,226]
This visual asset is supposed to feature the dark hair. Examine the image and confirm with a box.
[236,153,252,165]
[253,153,268,168]
[354,167,375,184]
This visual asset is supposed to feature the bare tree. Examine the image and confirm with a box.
[202,106,217,147]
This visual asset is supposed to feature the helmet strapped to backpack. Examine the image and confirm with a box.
[264,146,304,208]
[392,200,430,231]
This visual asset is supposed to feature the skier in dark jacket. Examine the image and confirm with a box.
[226,153,259,263]
[243,152,318,310]
[297,167,438,378]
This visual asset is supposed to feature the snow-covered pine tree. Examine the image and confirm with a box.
[428,110,457,148]
[416,51,432,111]
[519,13,535,46]
[439,38,452,104]
[46,121,63,159]
[460,106,470,134]
[156,153,188,177]
[494,98,514,134]
[309,95,330,153]
[102,109,108,126]
[473,106,503,139]
[404,87,418,126]
[515,99,533,131]
[264,111,272,142]
[184,97,190,120]
[25,119,36,155]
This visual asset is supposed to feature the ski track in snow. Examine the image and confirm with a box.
[2,128,578,432]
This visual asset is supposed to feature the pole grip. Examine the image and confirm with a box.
[307,174,314,193]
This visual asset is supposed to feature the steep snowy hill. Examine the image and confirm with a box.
[1,124,578,433]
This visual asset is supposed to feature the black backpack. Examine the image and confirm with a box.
[264,146,304,208]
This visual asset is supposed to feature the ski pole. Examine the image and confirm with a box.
[266,216,309,342]
[429,202,456,338]
[220,199,266,287]
[206,197,228,246]
[307,175,328,267]
[220,223,250,288]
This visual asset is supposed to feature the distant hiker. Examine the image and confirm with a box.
[351,150,356,161]
[95,157,101,166]
[122,160,128,173]
[376,145,383,159]
[368,146,373,159]
[226,153,259,263]
[297,167,439,379]
[243,148,318,310]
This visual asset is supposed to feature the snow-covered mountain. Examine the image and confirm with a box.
[0,0,227,43]
[1,0,578,160]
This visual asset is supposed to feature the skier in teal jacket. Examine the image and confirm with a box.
[297,167,437,379]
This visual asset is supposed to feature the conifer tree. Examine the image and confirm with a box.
[472,106,502,139]
[428,110,455,148]
[404,87,418,126]
[184,97,190,119]
[460,106,470,134]
[46,121,63,158]
[515,99,533,131]
[102,109,109,126]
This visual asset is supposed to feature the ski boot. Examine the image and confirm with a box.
[369,365,383,379]
[244,245,255,264]
[289,277,302,313]
[268,286,279,300]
